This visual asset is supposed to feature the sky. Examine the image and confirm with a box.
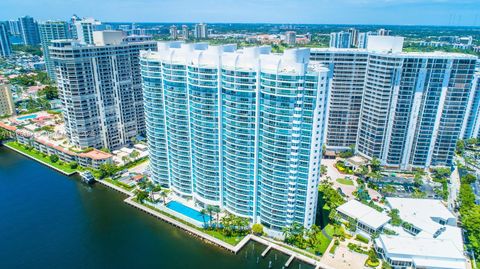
[1,0,480,26]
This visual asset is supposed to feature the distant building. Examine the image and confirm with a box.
[69,14,81,39]
[285,31,296,46]
[348,28,359,47]
[181,25,189,40]
[7,20,21,36]
[18,16,41,45]
[38,21,70,81]
[0,23,12,58]
[0,84,15,116]
[357,31,375,49]
[377,28,391,36]
[74,18,101,45]
[329,31,351,48]
[169,25,177,39]
[462,72,480,139]
[50,31,157,150]
[194,23,207,39]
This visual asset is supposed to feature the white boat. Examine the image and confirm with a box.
[80,171,95,184]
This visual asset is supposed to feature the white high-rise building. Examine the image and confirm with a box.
[39,21,70,81]
[310,48,369,149]
[169,25,177,39]
[356,37,477,169]
[74,18,101,45]
[50,31,157,150]
[348,28,359,47]
[181,25,189,40]
[311,36,478,170]
[194,23,207,39]
[329,31,351,48]
[285,31,296,46]
[140,43,330,231]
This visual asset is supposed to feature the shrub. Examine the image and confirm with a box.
[355,234,369,244]
[49,154,59,163]
[69,161,78,169]
[252,223,264,235]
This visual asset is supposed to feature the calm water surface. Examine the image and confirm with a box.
[0,146,314,269]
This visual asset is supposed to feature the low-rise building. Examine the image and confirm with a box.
[375,198,466,269]
[375,235,467,269]
[336,200,390,236]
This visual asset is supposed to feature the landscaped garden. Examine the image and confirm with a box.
[336,177,354,186]
[5,141,77,174]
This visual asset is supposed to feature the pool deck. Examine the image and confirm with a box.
[95,178,333,269]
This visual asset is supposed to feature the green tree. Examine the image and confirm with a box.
[68,161,78,169]
[135,190,149,203]
[252,223,264,235]
[98,162,117,179]
[370,157,381,172]
[462,174,477,185]
[49,154,59,163]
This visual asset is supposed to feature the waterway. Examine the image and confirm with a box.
[0,146,314,269]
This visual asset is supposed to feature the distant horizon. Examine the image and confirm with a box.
[2,0,480,27]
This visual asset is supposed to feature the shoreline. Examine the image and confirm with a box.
[4,143,77,176]
[3,144,331,269]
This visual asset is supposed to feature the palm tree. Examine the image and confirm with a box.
[159,189,170,204]
[212,206,221,229]
[206,205,215,228]
[200,209,208,228]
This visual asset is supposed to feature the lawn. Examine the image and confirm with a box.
[5,141,76,174]
[104,178,135,191]
[336,178,354,186]
[308,224,334,255]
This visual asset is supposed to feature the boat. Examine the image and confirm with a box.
[80,171,95,185]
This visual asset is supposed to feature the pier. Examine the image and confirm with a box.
[285,255,295,267]
[261,245,272,257]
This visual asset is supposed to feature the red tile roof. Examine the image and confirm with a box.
[0,122,17,132]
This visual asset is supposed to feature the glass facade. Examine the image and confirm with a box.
[140,44,328,230]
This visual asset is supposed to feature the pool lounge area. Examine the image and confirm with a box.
[17,114,38,121]
[166,201,211,224]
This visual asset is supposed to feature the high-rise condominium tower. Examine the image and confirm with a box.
[181,25,189,40]
[461,72,480,139]
[194,23,207,39]
[7,20,20,36]
[74,18,101,45]
[310,48,368,149]
[141,43,329,230]
[50,31,157,150]
[18,16,40,45]
[169,25,177,39]
[0,23,12,58]
[329,31,351,49]
[39,21,70,81]
[356,37,477,169]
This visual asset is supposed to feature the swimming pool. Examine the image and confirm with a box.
[17,114,38,121]
[166,201,211,223]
